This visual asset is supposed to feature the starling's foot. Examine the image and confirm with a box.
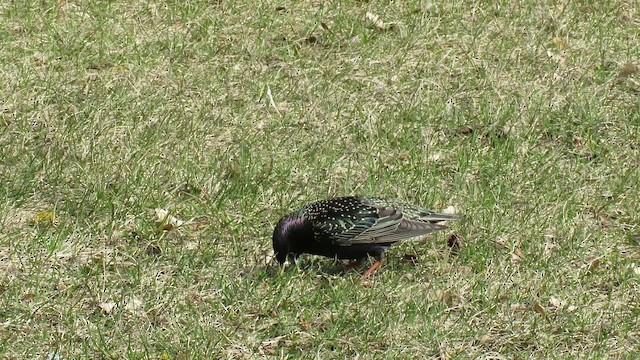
[359,258,385,279]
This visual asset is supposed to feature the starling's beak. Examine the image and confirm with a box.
[276,254,300,275]
[276,253,297,276]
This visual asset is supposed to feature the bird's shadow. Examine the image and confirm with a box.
[263,258,370,278]
[266,256,419,280]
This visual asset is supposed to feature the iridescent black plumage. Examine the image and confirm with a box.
[272,196,463,266]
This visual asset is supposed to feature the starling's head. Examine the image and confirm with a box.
[272,214,308,265]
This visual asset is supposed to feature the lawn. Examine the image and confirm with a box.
[1,1,639,358]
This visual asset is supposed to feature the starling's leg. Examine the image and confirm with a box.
[360,257,385,279]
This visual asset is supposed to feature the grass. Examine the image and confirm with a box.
[1,0,639,358]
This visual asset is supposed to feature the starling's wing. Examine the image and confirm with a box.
[307,197,462,246]
[304,197,386,245]
[341,198,463,245]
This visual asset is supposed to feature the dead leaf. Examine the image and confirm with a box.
[549,296,564,310]
[366,12,384,28]
[32,211,60,226]
[428,151,443,162]
[533,302,549,321]
[365,12,398,31]
[261,335,286,355]
[98,302,116,315]
[402,253,418,266]
[457,125,474,136]
[447,234,462,250]
[511,248,524,263]
[511,302,531,311]
[21,293,35,301]
[298,313,311,331]
[543,239,557,257]
[597,214,614,228]
[442,206,458,214]
[546,49,566,65]
[502,125,514,137]
[161,223,174,231]
[154,208,186,229]
[264,249,276,265]
[493,235,509,248]
[616,63,638,80]
[305,35,319,45]
[533,301,547,316]
[478,334,494,345]
[586,255,603,271]
[187,220,210,230]
[437,290,464,308]
[124,297,143,312]
[146,244,162,255]
[552,37,567,50]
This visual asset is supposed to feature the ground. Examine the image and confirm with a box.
[0,1,639,358]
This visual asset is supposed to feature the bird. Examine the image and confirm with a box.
[272,196,463,278]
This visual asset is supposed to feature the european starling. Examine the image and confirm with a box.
[272,196,463,277]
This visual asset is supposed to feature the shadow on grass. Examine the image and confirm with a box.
[261,256,424,280]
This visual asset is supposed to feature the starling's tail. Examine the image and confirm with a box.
[419,212,464,223]
[355,213,462,244]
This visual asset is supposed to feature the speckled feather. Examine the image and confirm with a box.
[272,196,463,264]
[299,197,462,245]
